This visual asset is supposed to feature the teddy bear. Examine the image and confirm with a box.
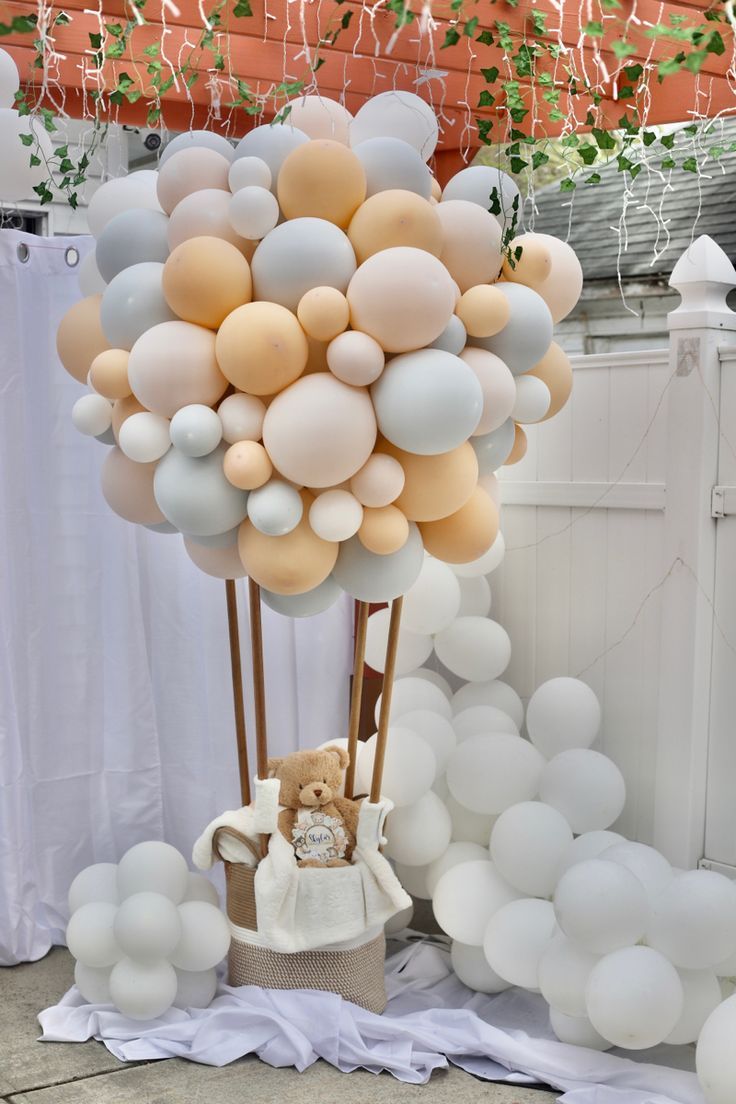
[266,746,362,868]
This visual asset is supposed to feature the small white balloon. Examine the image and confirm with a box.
[117,841,189,904]
[398,710,457,776]
[429,315,467,355]
[512,375,551,424]
[452,705,518,741]
[119,412,171,463]
[247,479,303,536]
[451,941,510,994]
[401,557,461,636]
[434,617,511,682]
[666,968,721,1045]
[74,961,112,1004]
[228,155,272,192]
[433,860,519,945]
[229,185,280,240]
[67,902,122,968]
[385,791,452,867]
[599,841,673,903]
[445,793,497,845]
[549,1007,610,1051]
[451,678,524,730]
[538,934,600,1017]
[173,967,218,1009]
[109,957,178,1021]
[411,667,453,698]
[539,749,626,834]
[554,859,650,954]
[113,891,182,960]
[446,733,544,815]
[490,802,573,898]
[365,608,433,676]
[183,872,220,906]
[356,727,436,807]
[375,676,452,725]
[426,841,490,897]
[385,902,414,935]
[169,404,223,457]
[171,901,231,972]
[585,945,684,1050]
[309,490,363,542]
[68,863,119,914]
[556,830,626,878]
[72,393,113,437]
[526,677,601,759]
[393,861,432,899]
[483,898,558,990]
[457,574,492,618]
[646,870,736,970]
[696,993,736,1104]
[448,531,505,577]
[218,393,266,444]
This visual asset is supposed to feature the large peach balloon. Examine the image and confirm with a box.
[459,347,517,435]
[436,200,503,292]
[162,236,252,328]
[238,492,338,594]
[262,373,377,487]
[507,233,583,322]
[111,395,146,441]
[57,295,110,383]
[157,147,230,214]
[285,96,352,144]
[381,441,478,522]
[184,536,247,579]
[101,447,165,524]
[527,341,573,420]
[358,505,409,555]
[420,486,498,563]
[128,321,228,417]
[215,301,308,395]
[168,189,254,255]
[347,190,442,263]
[278,140,366,229]
[347,247,456,353]
[89,348,131,400]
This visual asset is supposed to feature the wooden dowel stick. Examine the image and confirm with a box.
[247,577,269,782]
[370,595,404,804]
[345,601,369,800]
[225,579,251,807]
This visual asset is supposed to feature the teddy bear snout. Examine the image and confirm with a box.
[301,782,333,806]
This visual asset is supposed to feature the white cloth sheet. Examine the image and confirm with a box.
[0,229,353,965]
[38,938,703,1103]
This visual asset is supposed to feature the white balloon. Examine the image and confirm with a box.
[393,861,432,899]
[365,608,432,676]
[229,186,279,240]
[350,91,438,161]
[398,710,456,776]
[113,891,182,959]
[68,863,119,914]
[72,394,113,437]
[183,872,220,906]
[483,898,558,990]
[119,412,171,463]
[411,667,453,698]
[169,404,223,457]
[284,95,353,143]
[452,705,518,741]
[233,123,309,190]
[451,677,524,730]
[309,490,363,542]
[666,968,721,1044]
[585,946,684,1050]
[117,841,189,904]
[446,733,544,815]
[539,749,626,833]
[696,993,736,1104]
[385,902,414,935]
[401,558,461,636]
[352,136,432,198]
[599,842,673,903]
[549,1007,610,1051]
[451,941,510,994]
[554,859,650,954]
[228,155,271,192]
[512,375,551,424]
[356,727,436,807]
[556,830,626,878]
[218,392,266,444]
[445,793,497,846]
[109,957,178,1020]
[0,48,20,109]
[490,802,573,898]
[173,967,218,1009]
[441,165,520,228]
[161,130,234,166]
[434,618,511,682]
[88,170,163,239]
[433,860,519,945]
[74,961,112,1004]
[457,575,492,618]
[385,792,452,866]
[539,934,600,1017]
[646,870,736,969]
[171,901,231,971]
[375,676,452,725]
[426,841,490,897]
[448,531,505,578]
[67,902,122,968]
[247,480,303,537]
[526,677,601,759]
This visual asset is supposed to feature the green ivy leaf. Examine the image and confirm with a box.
[464,15,478,35]
[585,172,602,184]
[624,62,644,80]
[476,29,493,45]
[592,127,616,149]
[106,40,125,58]
[107,22,123,35]
[661,156,676,169]
[584,20,604,35]
[442,26,461,47]
[478,89,495,107]
[684,50,706,73]
[707,30,725,54]
[19,132,35,146]
[480,66,499,83]
[682,156,698,172]
[142,42,159,56]
[612,39,634,58]
[29,153,41,167]
[69,192,79,210]
[660,132,675,149]
[509,156,528,173]
[560,177,577,191]
[233,0,252,14]
[89,31,102,48]
[578,143,598,165]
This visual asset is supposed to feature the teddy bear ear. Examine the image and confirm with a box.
[323,745,349,769]
[267,757,284,777]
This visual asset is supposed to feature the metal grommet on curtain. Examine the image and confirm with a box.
[65,246,80,267]
[16,242,30,263]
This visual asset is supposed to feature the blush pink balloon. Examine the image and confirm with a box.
[167,189,250,252]
[459,347,517,435]
[128,321,228,418]
[157,148,230,215]
[184,537,247,579]
[350,452,405,507]
[327,330,385,385]
[262,372,377,487]
[101,447,165,524]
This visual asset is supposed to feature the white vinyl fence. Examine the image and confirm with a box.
[492,235,736,873]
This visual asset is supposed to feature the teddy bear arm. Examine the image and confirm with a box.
[277,807,298,844]
[331,796,361,841]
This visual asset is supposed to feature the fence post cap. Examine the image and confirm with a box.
[668,235,736,329]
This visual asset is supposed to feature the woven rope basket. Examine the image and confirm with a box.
[213,825,388,1013]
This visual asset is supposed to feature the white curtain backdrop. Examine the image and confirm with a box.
[0,229,353,965]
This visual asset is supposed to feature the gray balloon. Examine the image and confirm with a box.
[332,523,424,602]
[154,445,249,537]
[94,427,116,446]
[100,262,177,351]
[160,130,235,166]
[144,520,179,534]
[352,137,432,199]
[441,165,521,231]
[429,314,467,355]
[247,480,303,536]
[469,283,553,375]
[472,418,516,475]
[251,218,356,312]
[262,575,341,618]
[96,208,170,283]
[234,124,309,192]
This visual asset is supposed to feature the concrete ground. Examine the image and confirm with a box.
[1,948,560,1104]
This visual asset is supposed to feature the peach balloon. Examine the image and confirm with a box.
[358,505,409,555]
[527,341,573,420]
[347,246,456,354]
[168,189,254,255]
[101,447,165,524]
[297,286,350,342]
[419,486,499,563]
[184,536,247,579]
[381,440,478,522]
[278,140,366,229]
[223,440,273,490]
[455,285,510,338]
[238,492,338,594]
[327,330,385,386]
[128,321,228,417]
[262,373,377,487]
[286,96,352,144]
[436,200,503,292]
[111,394,147,441]
[162,236,252,328]
[430,177,442,201]
[157,147,230,215]
[57,295,110,383]
[350,452,405,507]
[502,233,553,286]
[89,348,131,400]
[513,233,583,322]
[347,190,443,263]
[506,423,528,465]
[459,347,517,435]
[216,302,308,395]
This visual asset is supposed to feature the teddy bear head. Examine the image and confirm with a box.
[267,746,349,809]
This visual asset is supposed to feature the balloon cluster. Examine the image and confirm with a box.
[66,841,229,1020]
[57,90,579,606]
[369,546,736,1103]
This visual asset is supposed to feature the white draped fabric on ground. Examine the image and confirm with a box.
[0,229,353,966]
